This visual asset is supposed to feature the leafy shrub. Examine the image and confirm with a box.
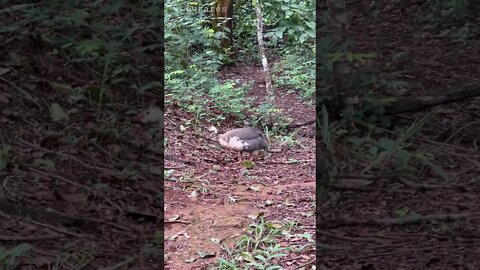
[272,48,315,103]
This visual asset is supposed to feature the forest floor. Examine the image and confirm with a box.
[1,80,164,268]
[163,63,316,269]
[319,1,480,269]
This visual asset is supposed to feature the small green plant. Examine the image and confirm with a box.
[213,217,310,269]
[272,50,315,103]
[250,102,286,129]
[395,206,423,225]
[179,171,195,183]
[420,0,480,43]
[166,67,252,123]
[48,252,94,270]
[164,169,175,181]
[362,109,436,174]
[276,130,303,149]
[0,243,32,269]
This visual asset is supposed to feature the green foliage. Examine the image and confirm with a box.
[165,0,251,122]
[0,1,161,101]
[233,0,315,58]
[213,217,311,269]
[421,0,479,43]
[361,110,436,173]
[317,105,450,183]
[0,243,32,269]
[165,0,315,123]
[49,252,95,270]
[426,0,478,24]
[166,66,251,122]
[261,1,315,44]
[275,130,303,149]
[318,45,385,121]
[272,49,315,103]
[165,0,225,71]
[316,35,354,102]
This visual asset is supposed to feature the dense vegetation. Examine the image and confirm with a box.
[165,0,315,127]
[165,0,316,268]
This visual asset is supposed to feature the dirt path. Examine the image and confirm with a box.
[319,1,480,268]
[164,63,315,269]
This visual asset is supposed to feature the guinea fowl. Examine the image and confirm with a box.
[209,126,268,162]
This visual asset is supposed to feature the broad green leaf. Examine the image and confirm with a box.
[33,159,56,170]
[378,137,395,150]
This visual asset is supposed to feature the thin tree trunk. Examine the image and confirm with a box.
[254,0,274,105]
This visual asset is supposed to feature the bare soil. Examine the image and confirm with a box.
[164,63,316,269]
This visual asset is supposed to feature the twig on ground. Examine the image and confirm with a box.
[317,229,396,244]
[26,219,84,238]
[294,258,316,270]
[265,159,313,165]
[0,234,64,242]
[81,216,134,232]
[319,211,480,228]
[165,220,192,224]
[286,119,316,129]
[30,168,91,190]
[335,174,378,179]
[16,138,103,171]
[328,184,415,194]
[0,210,83,238]
[2,176,16,198]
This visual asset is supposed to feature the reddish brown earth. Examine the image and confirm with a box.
[319,1,480,269]
[164,63,316,269]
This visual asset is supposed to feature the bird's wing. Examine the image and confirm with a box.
[224,128,263,141]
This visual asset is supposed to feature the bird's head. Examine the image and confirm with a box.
[208,126,218,134]
[208,126,220,141]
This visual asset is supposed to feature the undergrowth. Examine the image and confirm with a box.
[272,48,315,104]
[318,106,450,184]
[213,217,313,269]
[0,1,162,102]
[165,0,315,126]
[0,243,32,269]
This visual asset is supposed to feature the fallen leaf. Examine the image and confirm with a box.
[336,178,373,188]
[197,251,215,259]
[185,257,196,263]
[248,186,261,192]
[0,67,10,76]
[189,190,198,198]
[49,103,69,121]
[168,215,181,222]
[210,238,220,243]
[33,159,55,170]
